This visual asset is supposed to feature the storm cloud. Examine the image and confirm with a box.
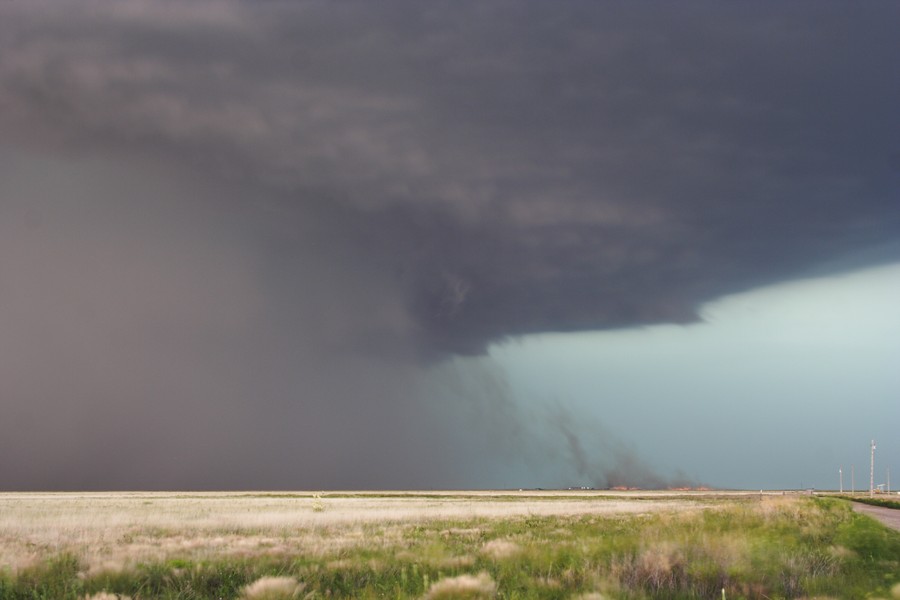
[0,1,897,489]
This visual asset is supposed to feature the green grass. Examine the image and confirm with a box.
[850,496,900,510]
[1,497,898,599]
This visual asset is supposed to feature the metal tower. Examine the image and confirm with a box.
[870,439,876,497]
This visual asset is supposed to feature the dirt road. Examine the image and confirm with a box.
[852,502,900,531]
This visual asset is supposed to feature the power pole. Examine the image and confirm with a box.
[851,465,855,494]
[839,467,843,494]
[888,467,891,494]
[870,439,876,497]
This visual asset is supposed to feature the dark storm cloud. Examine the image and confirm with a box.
[1,1,898,489]
[2,1,898,357]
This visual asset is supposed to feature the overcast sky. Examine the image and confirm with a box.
[1,1,897,490]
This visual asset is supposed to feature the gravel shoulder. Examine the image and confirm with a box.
[852,502,900,531]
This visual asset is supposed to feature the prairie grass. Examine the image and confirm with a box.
[0,492,897,598]
[240,576,303,599]
[423,571,496,599]
[848,496,900,510]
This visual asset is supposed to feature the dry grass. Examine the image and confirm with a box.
[479,539,521,560]
[1,492,898,599]
[0,490,713,574]
[240,576,303,599]
[422,571,496,599]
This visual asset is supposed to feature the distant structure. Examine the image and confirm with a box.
[839,466,843,494]
[870,439,876,497]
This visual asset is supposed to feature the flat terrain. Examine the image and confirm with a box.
[0,490,717,573]
[0,491,898,599]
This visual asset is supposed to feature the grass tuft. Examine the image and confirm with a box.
[422,571,496,599]
[240,575,304,599]
[479,539,521,561]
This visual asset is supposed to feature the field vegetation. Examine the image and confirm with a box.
[0,491,898,599]
[848,496,900,511]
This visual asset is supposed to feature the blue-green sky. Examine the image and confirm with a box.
[486,263,900,490]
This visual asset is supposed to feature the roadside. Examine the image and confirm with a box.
[852,502,900,531]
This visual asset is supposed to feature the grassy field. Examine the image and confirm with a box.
[847,496,900,511]
[0,491,898,599]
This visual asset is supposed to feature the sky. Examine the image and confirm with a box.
[0,1,898,490]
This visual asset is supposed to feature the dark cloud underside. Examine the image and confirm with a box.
[2,1,898,356]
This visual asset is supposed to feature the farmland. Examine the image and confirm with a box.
[1,491,898,599]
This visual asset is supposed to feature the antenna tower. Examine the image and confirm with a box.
[870,439,876,497]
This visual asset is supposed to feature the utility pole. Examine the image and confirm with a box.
[888,467,891,494]
[851,465,855,494]
[839,467,843,494]
[870,439,876,497]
